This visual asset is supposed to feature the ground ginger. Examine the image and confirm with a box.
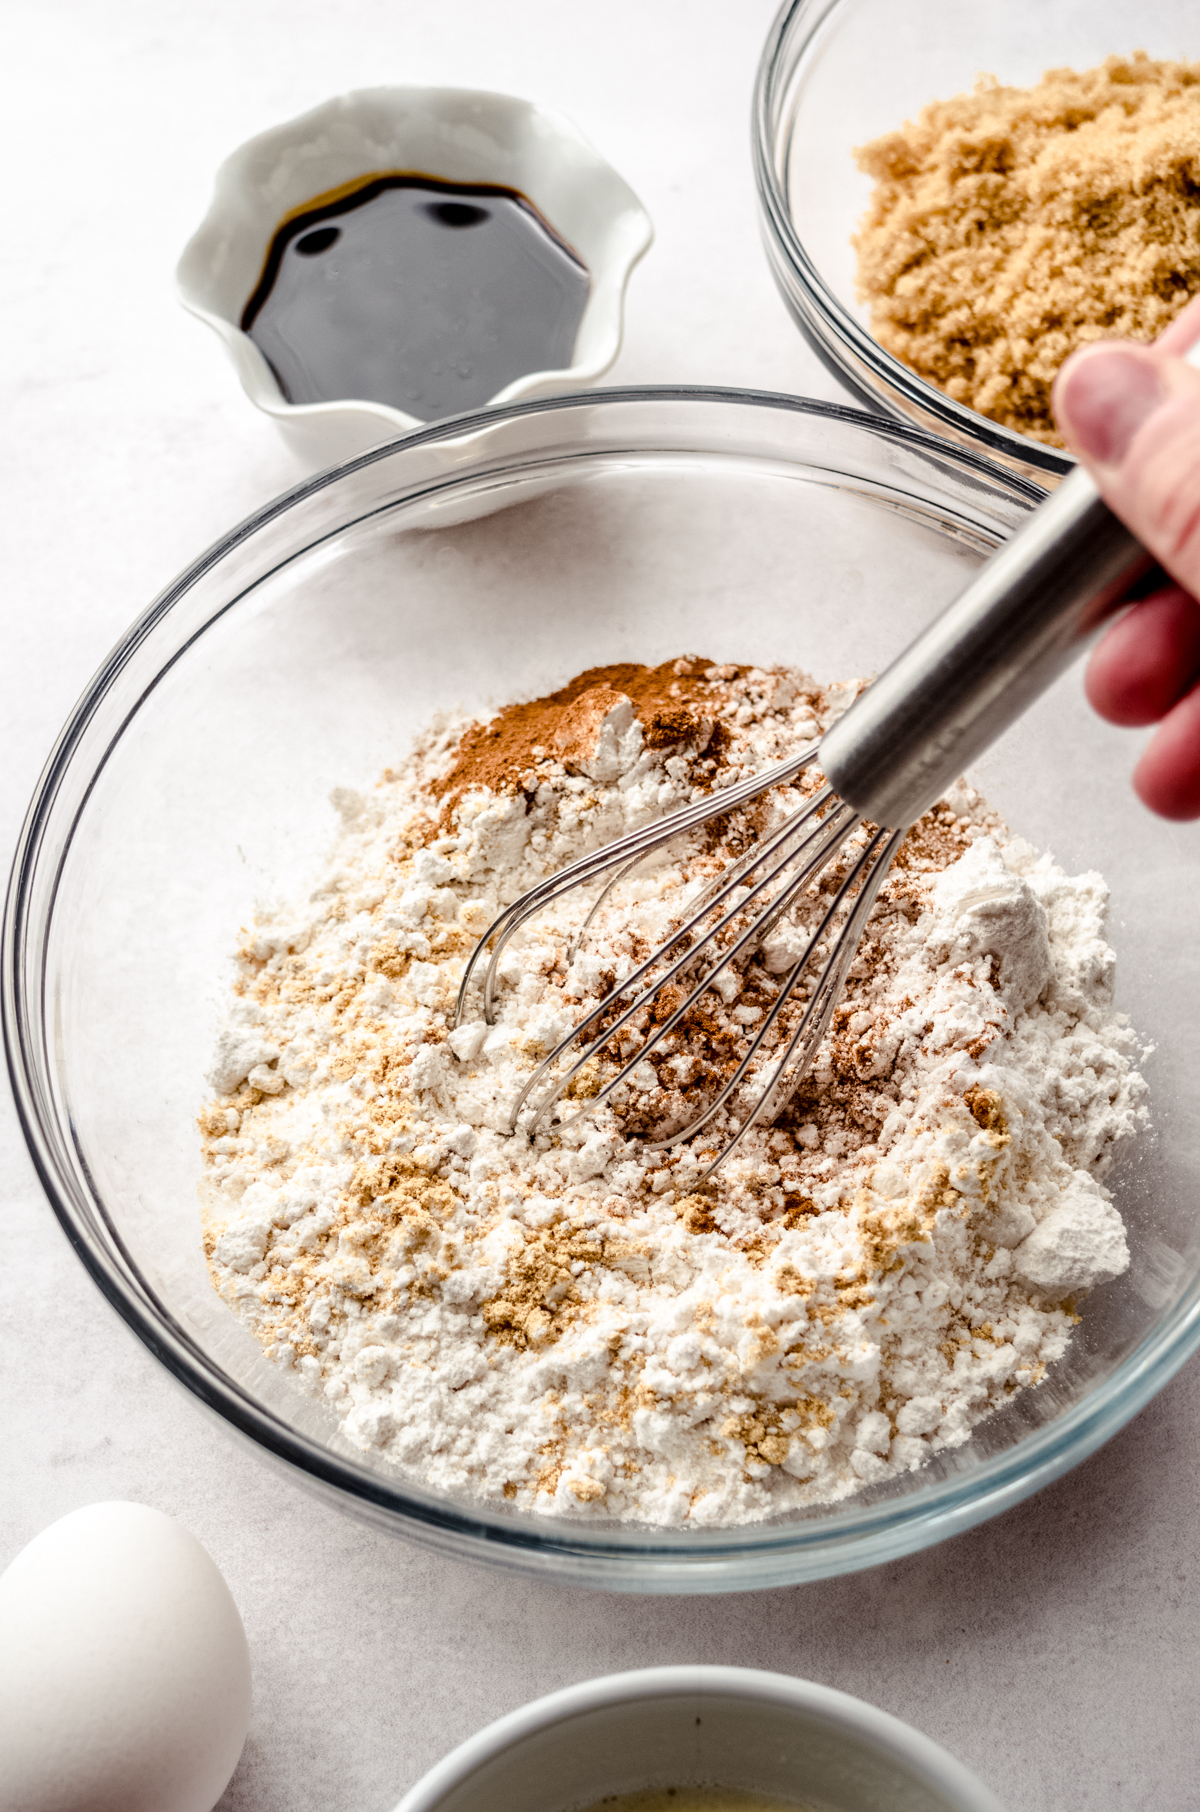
[853,53,1200,447]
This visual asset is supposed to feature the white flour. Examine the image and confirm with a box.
[199,660,1146,1525]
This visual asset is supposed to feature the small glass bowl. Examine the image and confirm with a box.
[753,0,1200,485]
[6,387,1200,1591]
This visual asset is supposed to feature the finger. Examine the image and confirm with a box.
[1085,586,1200,726]
[1052,339,1200,602]
[1133,681,1200,821]
[1155,293,1200,357]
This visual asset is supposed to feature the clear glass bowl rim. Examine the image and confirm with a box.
[751,0,1074,480]
[6,382,1198,1593]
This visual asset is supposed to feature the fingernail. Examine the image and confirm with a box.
[1055,347,1166,465]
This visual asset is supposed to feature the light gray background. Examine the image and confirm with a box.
[2,3,1195,1809]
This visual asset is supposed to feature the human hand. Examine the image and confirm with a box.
[1052,292,1200,820]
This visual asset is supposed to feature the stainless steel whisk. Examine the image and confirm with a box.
[455,465,1157,1173]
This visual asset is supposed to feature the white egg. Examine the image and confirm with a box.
[0,1501,252,1812]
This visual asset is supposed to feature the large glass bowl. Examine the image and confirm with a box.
[753,0,1199,485]
[7,388,1200,1591]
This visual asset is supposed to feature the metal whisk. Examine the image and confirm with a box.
[455,465,1156,1173]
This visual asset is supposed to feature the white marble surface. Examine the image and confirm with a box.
[3,3,1199,1809]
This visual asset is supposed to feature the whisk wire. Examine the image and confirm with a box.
[453,743,820,1027]
[685,825,903,1175]
[567,853,644,960]
[451,735,908,1173]
[510,792,852,1138]
[643,824,897,1161]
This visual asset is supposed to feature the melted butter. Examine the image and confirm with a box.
[578,1791,814,1812]
[242,174,590,421]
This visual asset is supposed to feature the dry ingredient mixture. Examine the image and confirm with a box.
[199,658,1146,1527]
[853,53,1200,446]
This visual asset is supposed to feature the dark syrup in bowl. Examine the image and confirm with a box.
[241,175,591,421]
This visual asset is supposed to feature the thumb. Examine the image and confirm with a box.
[1052,332,1200,600]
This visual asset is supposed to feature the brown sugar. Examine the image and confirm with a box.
[853,53,1200,446]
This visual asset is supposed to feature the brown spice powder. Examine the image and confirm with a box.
[481,1223,653,1352]
[431,656,739,805]
[853,53,1200,446]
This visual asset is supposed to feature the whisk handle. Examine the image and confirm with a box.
[818,465,1151,828]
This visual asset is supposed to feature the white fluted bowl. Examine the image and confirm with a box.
[177,86,652,466]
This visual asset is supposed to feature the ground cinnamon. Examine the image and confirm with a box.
[432,657,741,804]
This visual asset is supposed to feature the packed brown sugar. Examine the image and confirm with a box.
[853,53,1200,446]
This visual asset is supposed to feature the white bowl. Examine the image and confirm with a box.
[176,86,652,466]
[391,1666,1007,1812]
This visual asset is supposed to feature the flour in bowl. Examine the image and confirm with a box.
[199,658,1146,1525]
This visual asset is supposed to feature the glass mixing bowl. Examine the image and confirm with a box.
[753,0,1199,485]
[7,387,1200,1591]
